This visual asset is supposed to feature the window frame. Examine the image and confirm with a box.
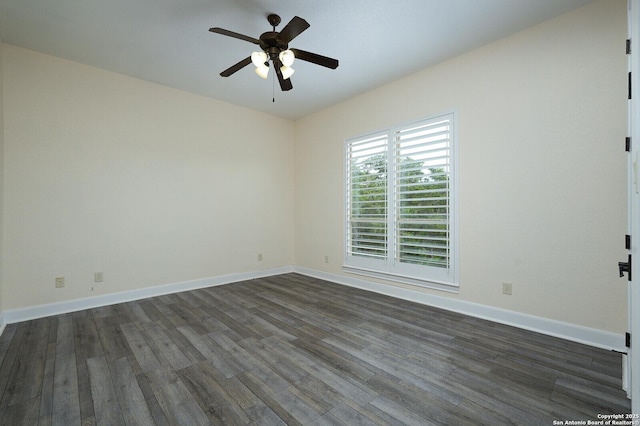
[343,112,459,292]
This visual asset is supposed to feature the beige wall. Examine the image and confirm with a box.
[294,0,628,333]
[1,45,295,310]
[0,0,628,336]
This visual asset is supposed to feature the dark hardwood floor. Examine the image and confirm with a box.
[0,273,631,425]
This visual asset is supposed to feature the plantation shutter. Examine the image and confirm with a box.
[394,116,451,269]
[344,112,457,289]
[346,132,389,261]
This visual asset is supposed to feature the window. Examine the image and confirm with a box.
[344,112,458,290]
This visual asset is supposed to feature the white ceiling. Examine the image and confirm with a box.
[0,0,595,120]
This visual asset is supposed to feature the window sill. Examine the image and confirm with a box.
[342,265,459,294]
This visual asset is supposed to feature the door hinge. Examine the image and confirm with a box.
[630,72,633,100]
[626,137,632,152]
[627,39,632,55]
[626,332,631,348]
[619,254,632,281]
[626,234,631,250]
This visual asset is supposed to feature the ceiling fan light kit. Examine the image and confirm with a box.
[280,65,294,80]
[209,13,339,92]
[255,65,269,79]
[251,51,270,78]
[251,51,267,67]
[279,50,295,67]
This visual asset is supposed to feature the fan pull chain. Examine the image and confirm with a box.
[272,69,276,103]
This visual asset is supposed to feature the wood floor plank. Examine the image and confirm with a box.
[0,273,631,425]
[120,323,163,373]
[243,399,287,426]
[145,366,210,426]
[323,402,378,426]
[126,301,153,324]
[0,323,17,355]
[0,348,46,408]
[269,387,323,424]
[87,355,126,426]
[367,372,466,425]
[219,375,265,411]
[163,325,208,365]
[137,300,169,326]
[554,375,631,413]
[368,395,438,426]
[21,317,51,353]
[177,325,244,379]
[142,322,193,370]
[178,361,252,425]
[453,397,518,426]
[134,372,171,426]
[52,352,81,426]
[237,336,308,384]
[72,315,101,423]
[0,323,26,406]
[301,357,377,407]
[237,370,305,426]
[150,299,189,328]
[94,315,132,362]
[0,396,41,426]
[287,373,344,415]
[294,338,377,383]
[207,330,263,372]
[445,365,550,424]
[55,315,75,358]
[72,316,102,359]
[200,300,262,340]
[39,344,56,424]
[109,356,156,426]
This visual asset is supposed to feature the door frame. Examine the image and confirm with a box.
[628,0,640,413]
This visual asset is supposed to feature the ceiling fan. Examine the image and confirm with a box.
[209,14,339,92]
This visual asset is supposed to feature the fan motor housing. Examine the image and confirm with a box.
[259,31,288,56]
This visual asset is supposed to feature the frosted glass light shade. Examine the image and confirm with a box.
[280,65,295,80]
[255,65,269,79]
[251,51,267,67]
[279,50,295,67]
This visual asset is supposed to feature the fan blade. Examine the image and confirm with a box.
[220,56,252,77]
[209,27,260,45]
[274,59,293,91]
[277,16,310,44]
[290,49,339,69]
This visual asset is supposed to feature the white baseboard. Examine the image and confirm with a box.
[0,312,5,338]
[0,265,625,352]
[1,266,293,327]
[293,266,626,352]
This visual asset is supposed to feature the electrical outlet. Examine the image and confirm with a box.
[258,253,263,261]
[324,255,329,264]
[502,282,513,295]
[55,277,65,288]
[94,272,103,283]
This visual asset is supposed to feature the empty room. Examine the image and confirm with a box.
[0,0,637,424]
